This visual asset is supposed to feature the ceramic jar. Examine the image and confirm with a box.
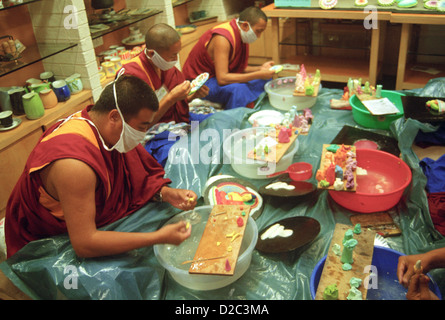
[110,57,122,72]
[8,87,26,115]
[102,61,116,78]
[39,88,58,109]
[65,73,83,95]
[52,80,71,102]
[22,91,45,120]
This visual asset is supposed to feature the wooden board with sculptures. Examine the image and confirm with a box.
[316,144,357,191]
[247,128,299,163]
[188,204,251,276]
[315,223,376,300]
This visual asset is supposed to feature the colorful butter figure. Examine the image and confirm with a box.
[342,229,354,245]
[347,286,363,300]
[341,239,358,264]
[335,165,343,180]
[353,223,362,234]
[350,277,362,288]
[225,259,231,271]
[323,283,338,300]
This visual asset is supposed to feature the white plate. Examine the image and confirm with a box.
[189,72,209,95]
[0,118,21,132]
[248,110,284,127]
[270,65,283,73]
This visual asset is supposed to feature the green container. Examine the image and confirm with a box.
[350,90,405,130]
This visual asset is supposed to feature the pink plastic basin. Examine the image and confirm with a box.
[328,149,412,213]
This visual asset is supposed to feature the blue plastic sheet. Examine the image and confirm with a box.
[1,86,445,300]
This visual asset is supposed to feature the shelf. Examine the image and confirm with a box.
[280,38,370,51]
[279,55,379,84]
[173,0,194,8]
[399,62,445,90]
[90,9,163,40]
[0,42,77,78]
[0,89,92,150]
[0,0,41,12]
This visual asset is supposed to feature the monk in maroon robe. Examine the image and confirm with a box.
[120,23,208,125]
[182,6,275,110]
[5,75,197,258]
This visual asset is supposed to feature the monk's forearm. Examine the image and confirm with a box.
[423,248,445,272]
[216,70,264,86]
[70,230,165,258]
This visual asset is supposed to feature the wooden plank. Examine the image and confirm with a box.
[247,128,299,163]
[315,223,375,300]
[316,144,357,191]
[189,205,251,276]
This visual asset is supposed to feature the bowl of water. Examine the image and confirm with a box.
[223,127,299,179]
[154,205,258,291]
[265,77,318,111]
[310,246,442,300]
[328,149,412,213]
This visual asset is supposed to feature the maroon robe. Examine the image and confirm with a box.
[182,18,249,81]
[120,52,190,124]
[5,106,170,258]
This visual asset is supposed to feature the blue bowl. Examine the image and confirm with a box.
[310,246,442,300]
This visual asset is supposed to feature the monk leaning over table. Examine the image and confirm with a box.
[182,6,275,110]
[120,23,209,125]
[119,23,209,166]
[5,75,197,259]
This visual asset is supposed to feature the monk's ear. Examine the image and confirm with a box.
[145,49,155,58]
[239,21,250,32]
[108,109,122,124]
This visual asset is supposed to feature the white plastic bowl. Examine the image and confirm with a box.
[265,76,318,111]
[223,127,299,179]
[154,205,258,291]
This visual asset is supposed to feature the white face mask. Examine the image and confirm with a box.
[104,74,146,153]
[145,48,177,71]
[237,18,257,44]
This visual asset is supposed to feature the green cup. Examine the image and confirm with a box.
[22,91,45,120]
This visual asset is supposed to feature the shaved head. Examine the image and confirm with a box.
[145,23,181,52]
[239,6,267,26]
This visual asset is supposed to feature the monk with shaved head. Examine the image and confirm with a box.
[119,23,209,165]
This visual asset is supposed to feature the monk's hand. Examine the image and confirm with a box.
[258,68,276,80]
[261,61,275,70]
[406,273,439,300]
[188,85,209,102]
[162,187,197,211]
[157,221,191,245]
[169,80,191,102]
[397,254,426,288]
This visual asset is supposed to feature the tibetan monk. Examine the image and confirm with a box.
[182,6,275,110]
[5,75,197,259]
[120,23,209,125]
[120,23,209,166]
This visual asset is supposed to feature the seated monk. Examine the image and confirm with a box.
[119,23,209,166]
[182,6,275,110]
[5,75,197,259]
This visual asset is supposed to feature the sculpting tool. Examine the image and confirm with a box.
[181,255,227,265]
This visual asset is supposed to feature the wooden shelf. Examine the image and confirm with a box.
[396,23,445,90]
[279,55,378,83]
[263,4,384,86]
[399,63,445,90]
[0,89,93,150]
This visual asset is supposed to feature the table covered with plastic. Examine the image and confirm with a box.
[1,83,444,300]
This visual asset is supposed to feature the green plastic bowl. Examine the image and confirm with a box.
[349,90,405,130]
